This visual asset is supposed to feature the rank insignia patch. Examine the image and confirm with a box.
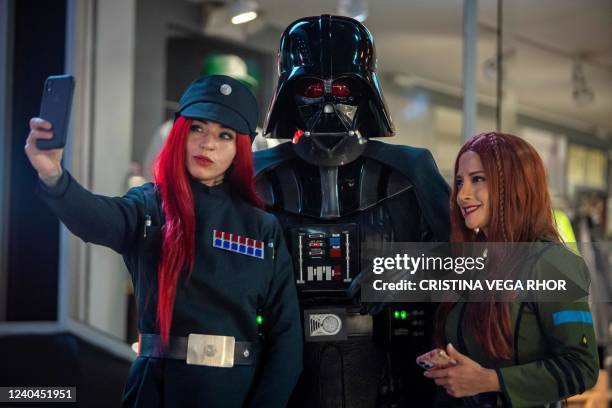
[213,230,264,259]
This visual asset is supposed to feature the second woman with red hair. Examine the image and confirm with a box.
[425,132,599,407]
[26,75,302,407]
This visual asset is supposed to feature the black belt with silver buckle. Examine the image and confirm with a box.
[139,333,261,367]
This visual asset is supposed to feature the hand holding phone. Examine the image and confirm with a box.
[416,348,457,370]
[24,75,74,187]
[25,117,64,187]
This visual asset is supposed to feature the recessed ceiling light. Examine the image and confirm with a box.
[231,0,258,25]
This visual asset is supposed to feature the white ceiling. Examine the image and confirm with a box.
[207,0,612,139]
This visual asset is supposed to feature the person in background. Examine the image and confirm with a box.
[427,132,599,407]
[25,74,302,407]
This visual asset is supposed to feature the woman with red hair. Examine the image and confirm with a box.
[425,132,599,407]
[26,75,302,407]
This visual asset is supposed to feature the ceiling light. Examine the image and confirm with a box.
[572,57,595,107]
[337,0,368,22]
[230,0,258,25]
[481,48,516,80]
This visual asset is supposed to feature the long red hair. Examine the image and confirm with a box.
[436,132,560,360]
[153,116,262,345]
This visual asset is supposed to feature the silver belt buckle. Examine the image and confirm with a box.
[186,334,235,367]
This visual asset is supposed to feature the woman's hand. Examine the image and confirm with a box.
[24,117,64,187]
[424,343,500,398]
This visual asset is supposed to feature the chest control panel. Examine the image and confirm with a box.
[291,224,359,293]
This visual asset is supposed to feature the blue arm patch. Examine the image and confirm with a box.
[552,310,593,326]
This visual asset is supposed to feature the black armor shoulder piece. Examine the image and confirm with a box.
[255,157,413,218]
[387,167,413,197]
[357,158,413,213]
[253,140,450,240]
[254,174,275,208]
[362,140,451,240]
[357,159,381,209]
[275,165,303,214]
[256,163,303,214]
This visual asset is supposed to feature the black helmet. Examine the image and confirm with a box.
[264,15,394,166]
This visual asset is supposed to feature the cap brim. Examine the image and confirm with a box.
[181,102,255,137]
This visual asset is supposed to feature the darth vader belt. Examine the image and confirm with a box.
[138,333,261,367]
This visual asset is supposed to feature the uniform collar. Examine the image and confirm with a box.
[189,176,232,199]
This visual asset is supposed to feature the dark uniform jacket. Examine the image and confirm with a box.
[436,244,599,408]
[37,170,303,408]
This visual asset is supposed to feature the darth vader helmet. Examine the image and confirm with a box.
[264,15,394,166]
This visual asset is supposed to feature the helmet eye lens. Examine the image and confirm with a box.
[300,79,324,98]
[297,79,354,98]
[332,81,351,97]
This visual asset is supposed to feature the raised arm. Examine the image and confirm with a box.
[25,117,151,254]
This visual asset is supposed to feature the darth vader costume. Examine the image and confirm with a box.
[254,15,450,407]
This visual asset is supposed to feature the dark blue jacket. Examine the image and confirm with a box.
[37,171,303,407]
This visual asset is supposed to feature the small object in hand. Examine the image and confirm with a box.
[37,74,75,150]
[416,348,457,370]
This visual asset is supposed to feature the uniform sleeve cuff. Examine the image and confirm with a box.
[495,367,512,408]
[36,170,70,198]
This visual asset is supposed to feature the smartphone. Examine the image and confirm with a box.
[37,74,75,150]
[416,348,457,370]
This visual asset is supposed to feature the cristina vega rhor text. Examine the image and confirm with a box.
[372,279,568,292]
